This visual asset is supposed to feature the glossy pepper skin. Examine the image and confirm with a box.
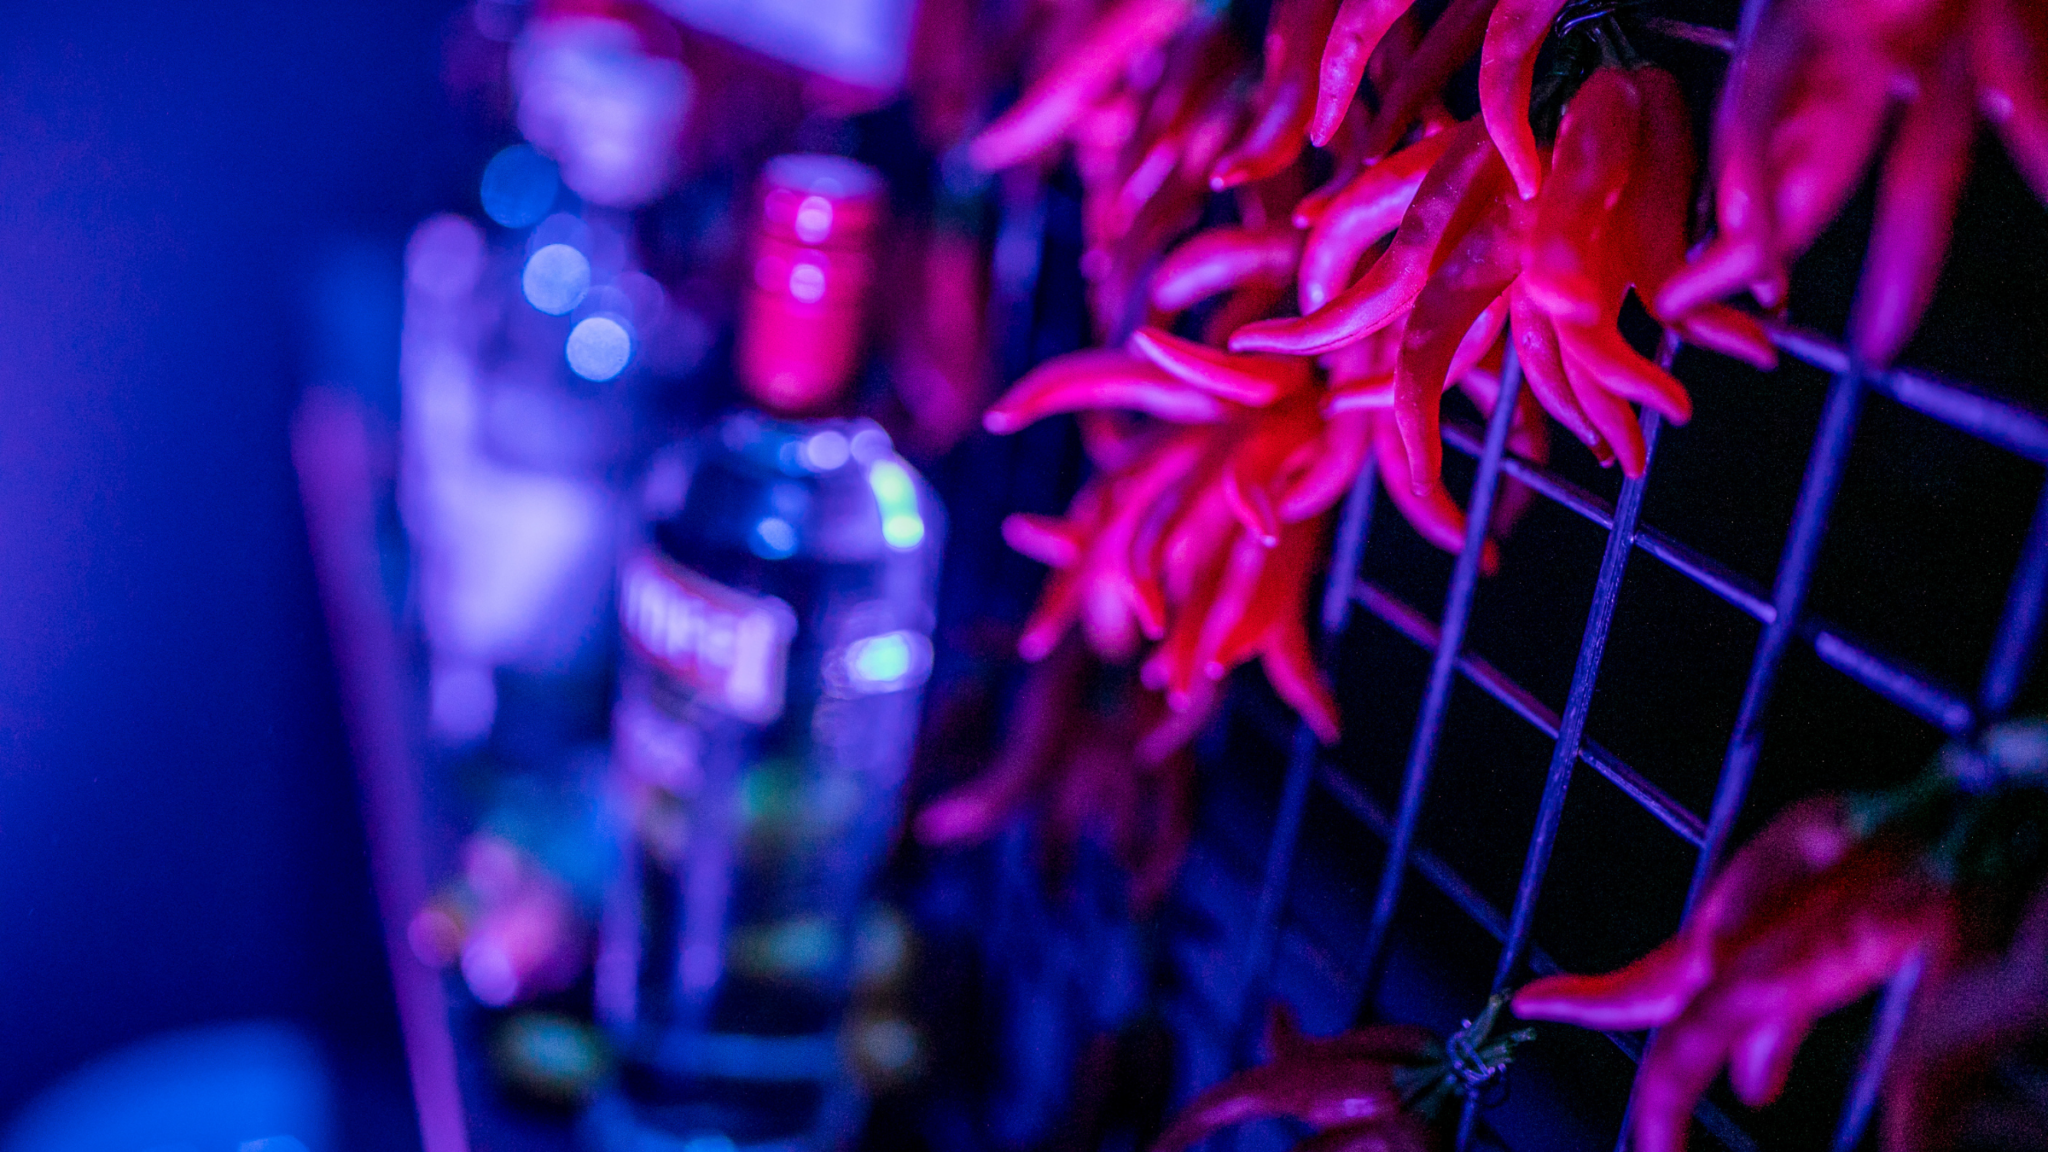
[984,346,1345,740]
[1477,0,1572,199]
[984,299,1528,741]
[1152,1005,1440,1152]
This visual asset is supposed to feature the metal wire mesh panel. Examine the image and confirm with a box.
[1205,14,2048,1149]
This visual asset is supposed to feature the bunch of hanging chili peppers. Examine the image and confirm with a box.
[1512,719,2048,1152]
[966,0,2047,739]
[957,0,2048,1143]
[1147,998,1531,1152]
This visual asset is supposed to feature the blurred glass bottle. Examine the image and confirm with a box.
[595,154,942,1151]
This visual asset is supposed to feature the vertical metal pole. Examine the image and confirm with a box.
[1234,453,1380,1049]
[1979,478,2048,720]
[1455,407,1666,1152]
[1609,366,1861,1152]
[1829,952,1925,1152]
[1824,446,2048,1152]
[1358,357,1526,1000]
[1686,365,1865,906]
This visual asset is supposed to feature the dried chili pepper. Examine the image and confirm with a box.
[1152,1004,1436,1152]
[1132,324,1315,406]
[1516,821,1950,1152]
[1512,797,1859,1030]
[1849,39,1975,370]
[1973,0,2048,204]
[1511,714,2048,1152]
[1354,0,1495,160]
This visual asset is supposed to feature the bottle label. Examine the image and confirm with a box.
[621,550,797,724]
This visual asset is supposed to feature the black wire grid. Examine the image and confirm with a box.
[1212,21,2048,1152]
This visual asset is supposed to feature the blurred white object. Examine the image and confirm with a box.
[512,16,692,209]
[399,214,623,744]
[655,0,916,91]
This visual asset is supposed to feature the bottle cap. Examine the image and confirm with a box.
[737,154,888,414]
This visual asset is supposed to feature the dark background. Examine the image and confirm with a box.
[0,1,462,1141]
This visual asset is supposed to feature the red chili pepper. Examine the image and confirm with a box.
[1520,67,1642,325]
[1020,559,1088,662]
[1761,41,1898,268]
[1553,320,1692,425]
[1476,0,1571,200]
[1374,411,1500,574]
[1355,0,1496,161]
[1191,527,1279,678]
[968,0,1200,172]
[1655,0,1981,338]
[1452,363,1550,536]
[1323,325,1404,412]
[1280,408,1374,520]
[1221,399,1323,542]
[1514,797,1859,1030]
[1213,0,1344,189]
[1130,324,1314,406]
[1078,409,1150,472]
[1216,518,1322,674]
[1150,226,1304,315]
[1613,68,1778,374]
[1513,791,1961,1152]
[1297,128,1457,313]
[1507,283,1607,456]
[1235,117,1508,356]
[1297,92,1377,225]
[1312,0,1419,146]
[1628,843,1950,1152]
[1153,1005,1436,1152]
[1849,40,1975,370]
[1260,595,1342,743]
[986,349,1229,431]
[1092,83,1247,336]
[1204,279,1295,346]
[1003,511,1088,569]
[1973,0,2048,205]
[1391,188,1527,493]
[1115,29,1245,236]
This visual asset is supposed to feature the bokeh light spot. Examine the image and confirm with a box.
[480,144,560,228]
[522,243,590,315]
[565,315,631,381]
